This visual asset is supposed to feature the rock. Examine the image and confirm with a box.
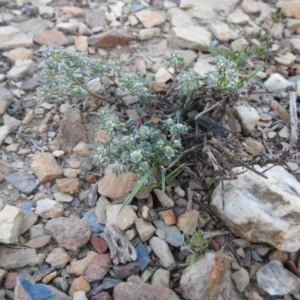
[290,38,300,55]
[70,251,98,276]
[136,243,150,271]
[85,253,112,282]
[211,165,300,252]
[53,192,73,203]
[0,87,13,116]
[0,126,11,146]
[0,246,43,270]
[159,209,176,226]
[24,235,51,248]
[113,280,180,300]
[209,20,239,42]
[0,268,7,284]
[73,141,89,156]
[90,236,108,254]
[82,208,105,233]
[69,275,91,296]
[7,48,33,63]
[231,37,249,51]
[176,210,198,235]
[257,259,300,296]
[56,22,78,34]
[5,171,37,194]
[35,199,64,218]
[168,7,192,27]
[135,218,156,242]
[88,29,135,48]
[135,10,166,28]
[39,5,55,18]
[106,204,138,231]
[139,28,161,41]
[275,52,296,66]
[153,219,183,247]
[34,29,69,46]
[12,18,53,35]
[63,168,80,178]
[30,223,45,239]
[46,216,91,251]
[61,6,85,17]
[244,138,265,155]
[264,73,294,91]
[113,262,140,279]
[7,59,36,81]
[97,165,139,199]
[56,178,79,194]
[194,56,216,76]
[153,189,174,208]
[57,108,85,154]
[31,152,62,182]
[276,1,300,19]
[86,11,107,28]
[151,268,170,287]
[3,114,21,131]
[0,27,33,50]
[171,26,212,51]
[95,196,110,224]
[227,9,250,24]
[19,211,38,235]
[279,125,290,139]
[15,276,70,300]
[0,205,22,244]
[234,106,260,136]
[149,237,175,270]
[46,248,71,268]
[241,0,267,14]
[180,0,238,13]
[155,67,173,83]
[286,18,300,33]
[270,100,289,121]
[231,268,250,292]
[180,252,240,300]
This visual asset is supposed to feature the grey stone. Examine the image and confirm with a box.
[5,171,37,194]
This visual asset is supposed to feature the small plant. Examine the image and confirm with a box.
[184,229,212,266]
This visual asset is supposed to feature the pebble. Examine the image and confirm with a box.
[46,248,71,268]
[34,29,69,46]
[90,236,108,254]
[85,253,112,282]
[24,235,51,248]
[176,209,199,235]
[135,243,150,271]
[45,216,91,251]
[135,218,156,242]
[35,198,64,218]
[69,275,91,296]
[56,178,79,194]
[231,268,250,292]
[153,189,174,208]
[70,251,98,276]
[264,73,294,91]
[83,208,105,233]
[135,10,166,28]
[209,20,239,42]
[151,268,170,287]
[113,262,140,279]
[0,26,33,50]
[159,209,176,225]
[149,237,175,270]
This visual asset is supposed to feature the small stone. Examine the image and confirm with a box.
[159,209,176,225]
[24,235,51,248]
[56,178,79,194]
[73,291,88,300]
[135,10,166,28]
[3,114,21,131]
[0,268,7,284]
[83,208,105,233]
[270,100,289,121]
[30,224,45,239]
[85,253,112,282]
[0,246,43,270]
[113,262,140,279]
[135,218,156,242]
[151,268,170,287]
[35,199,64,218]
[0,26,33,50]
[155,67,173,83]
[86,11,107,28]
[275,52,296,66]
[106,204,138,231]
[31,152,62,182]
[90,236,108,254]
[139,28,161,41]
[42,271,58,284]
[168,7,192,27]
[149,237,175,270]
[75,36,88,52]
[231,268,250,292]
[19,211,38,235]
[276,1,300,19]
[279,125,290,139]
[52,150,65,158]
[176,210,198,235]
[264,73,294,91]
[234,106,260,136]
[136,243,150,271]
[5,272,18,290]
[34,29,69,46]
[39,5,55,18]
[70,251,98,276]
[231,38,249,51]
[0,126,11,146]
[69,275,91,296]
[46,248,71,268]
[61,6,85,17]
[88,29,135,48]
[58,108,85,154]
[7,59,36,81]
[257,259,300,296]
[0,205,22,244]
[153,189,174,208]
[45,216,91,251]
[5,171,37,194]
[268,249,289,263]
[73,141,89,156]
[7,48,33,62]
[56,22,78,33]
[15,276,69,300]
[53,192,73,203]
[210,20,239,42]
[171,26,212,51]
[227,9,250,24]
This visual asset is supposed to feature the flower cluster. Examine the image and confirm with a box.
[123,73,151,97]
[176,71,199,98]
[165,52,185,72]
[93,108,188,183]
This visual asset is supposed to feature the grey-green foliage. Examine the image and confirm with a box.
[93,108,189,184]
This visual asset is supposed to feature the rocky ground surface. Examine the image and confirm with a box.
[0,0,300,299]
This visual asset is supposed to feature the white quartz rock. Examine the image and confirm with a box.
[211,165,300,251]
